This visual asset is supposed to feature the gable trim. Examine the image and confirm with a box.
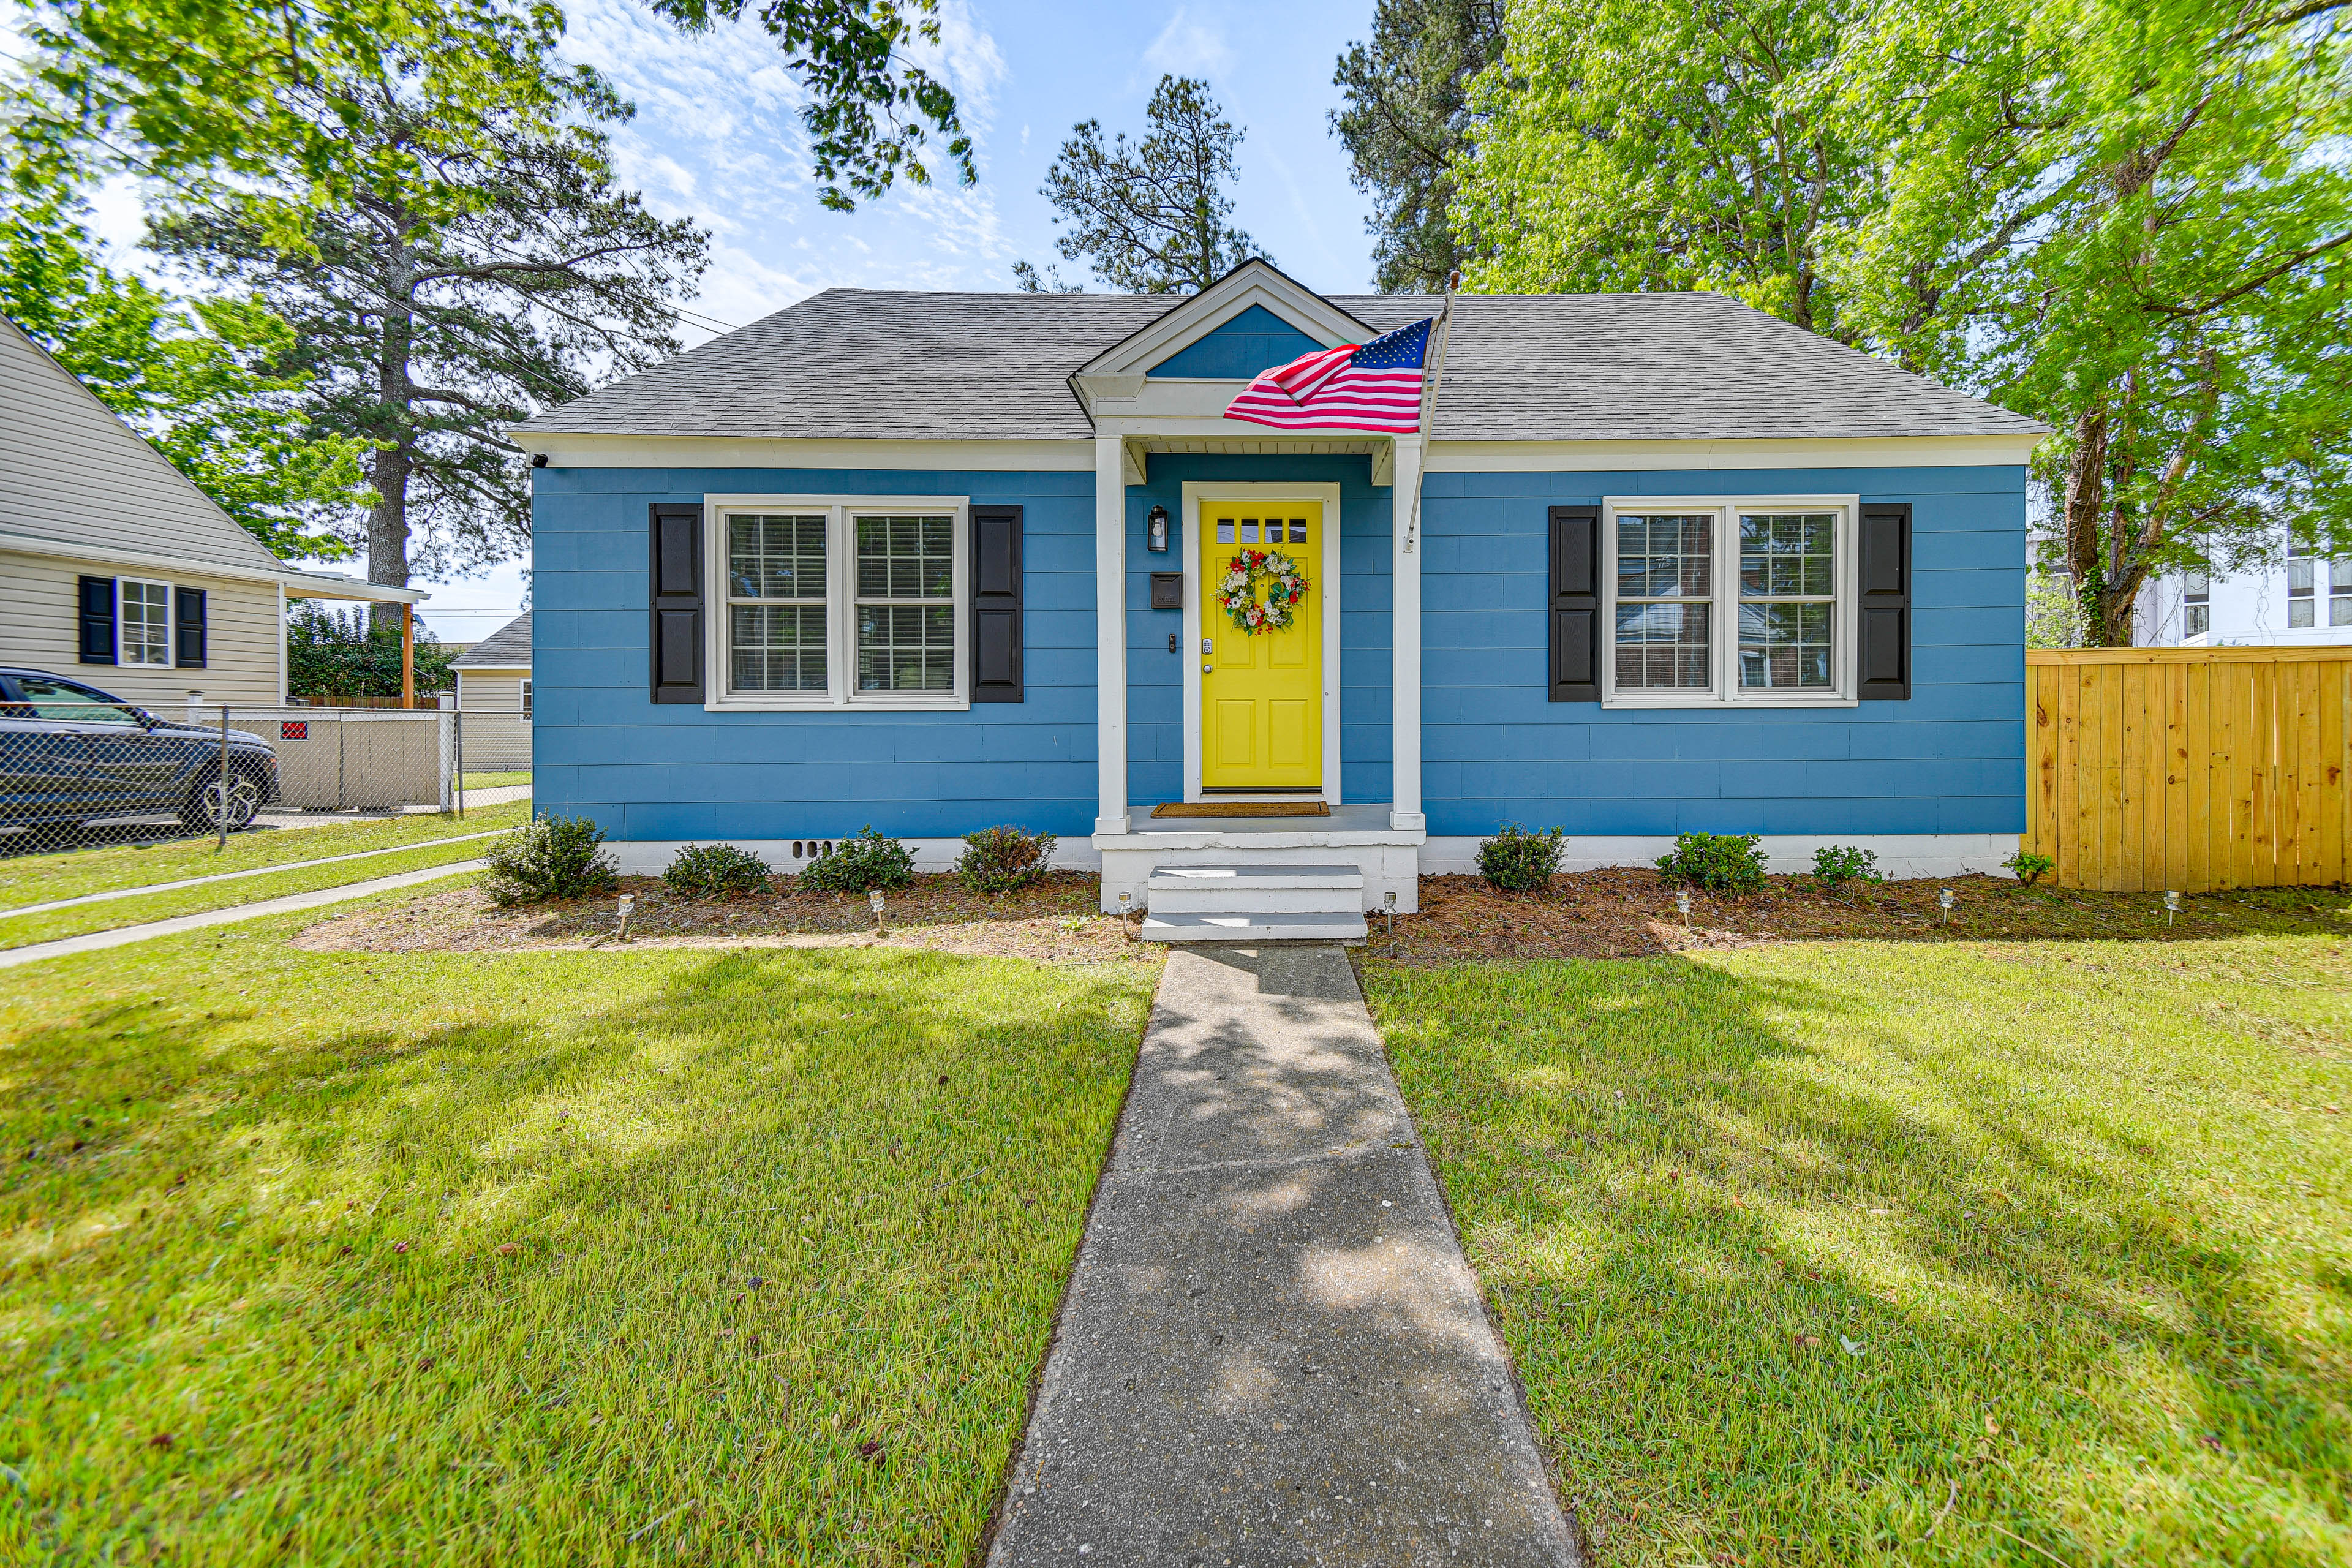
[1070,260,1374,394]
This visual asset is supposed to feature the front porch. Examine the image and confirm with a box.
[1096,803,1424,938]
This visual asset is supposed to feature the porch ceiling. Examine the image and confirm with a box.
[1126,434,1392,486]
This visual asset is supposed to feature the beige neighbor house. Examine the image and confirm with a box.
[0,312,423,713]
[450,611,532,771]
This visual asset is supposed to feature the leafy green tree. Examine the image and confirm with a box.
[1329,0,1504,293]
[1460,0,2352,645]
[7,0,971,225]
[1454,0,1872,338]
[285,602,457,699]
[145,69,708,600]
[0,197,372,559]
[1030,75,1264,294]
[1833,0,2352,645]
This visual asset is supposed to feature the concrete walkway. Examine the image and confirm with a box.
[989,944,1580,1567]
[0,860,484,970]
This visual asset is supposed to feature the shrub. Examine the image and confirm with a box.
[957,825,1058,894]
[2004,850,2056,884]
[482,814,618,906]
[1656,832,1768,893]
[1477,823,1566,893]
[797,825,916,893]
[1811,844,1880,891]
[663,842,773,899]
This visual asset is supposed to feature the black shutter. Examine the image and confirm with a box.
[175,587,208,668]
[1857,503,1912,700]
[649,503,704,704]
[77,575,116,665]
[1548,506,1600,701]
[970,503,1023,703]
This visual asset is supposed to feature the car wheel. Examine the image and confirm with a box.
[181,767,263,833]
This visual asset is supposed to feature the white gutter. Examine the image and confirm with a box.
[0,529,431,603]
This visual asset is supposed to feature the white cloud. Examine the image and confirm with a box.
[555,0,1019,338]
[1142,6,1234,80]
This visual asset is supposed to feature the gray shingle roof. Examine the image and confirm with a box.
[451,611,530,669]
[513,288,2041,443]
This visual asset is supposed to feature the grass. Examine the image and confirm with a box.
[0,846,504,951]
[1,906,1155,1563]
[0,801,530,911]
[459,771,532,791]
[0,804,532,951]
[1363,930,2352,1566]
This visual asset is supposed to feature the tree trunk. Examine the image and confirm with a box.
[2061,406,2119,644]
[368,241,417,632]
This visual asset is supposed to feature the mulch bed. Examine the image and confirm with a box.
[293,870,1158,969]
[1369,869,2352,965]
[293,866,2350,970]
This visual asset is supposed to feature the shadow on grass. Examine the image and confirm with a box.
[2,944,1156,1565]
[1365,947,2352,1565]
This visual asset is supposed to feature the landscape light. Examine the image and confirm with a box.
[2165,890,2180,925]
[1675,889,1691,924]
[868,888,885,932]
[1939,888,1954,926]
[616,892,635,940]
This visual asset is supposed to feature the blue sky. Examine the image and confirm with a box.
[54,0,1389,638]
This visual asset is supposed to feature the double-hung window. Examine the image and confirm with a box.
[1600,496,1859,706]
[119,579,172,666]
[2182,570,2209,639]
[707,496,969,709]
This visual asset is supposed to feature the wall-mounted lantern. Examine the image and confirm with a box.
[1147,505,1170,554]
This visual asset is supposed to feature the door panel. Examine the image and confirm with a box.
[1200,500,1322,791]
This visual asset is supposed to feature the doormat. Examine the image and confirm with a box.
[1150,801,1330,818]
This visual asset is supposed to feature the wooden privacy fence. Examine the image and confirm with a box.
[2026,646,2352,892]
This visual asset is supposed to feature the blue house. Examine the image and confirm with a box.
[512,260,2044,939]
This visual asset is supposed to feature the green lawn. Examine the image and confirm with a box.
[1,910,1154,1563]
[1365,932,2352,1566]
[459,771,532,791]
[0,801,529,911]
[0,804,530,950]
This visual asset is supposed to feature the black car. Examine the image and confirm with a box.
[0,668,281,834]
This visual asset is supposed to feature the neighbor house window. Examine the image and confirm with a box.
[520,677,532,718]
[707,496,969,708]
[2334,559,2352,627]
[2183,569,2209,639]
[2288,548,2315,627]
[120,579,172,666]
[1602,496,1858,706]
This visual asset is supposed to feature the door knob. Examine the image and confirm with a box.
[1202,663,1213,673]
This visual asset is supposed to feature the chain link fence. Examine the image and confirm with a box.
[1,699,527,859]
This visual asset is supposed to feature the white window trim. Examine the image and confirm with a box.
[119,577,175,668]
[703,494,971,712]
[1599,494,1861,709]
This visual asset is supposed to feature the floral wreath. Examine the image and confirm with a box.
[1218,548,1312,635]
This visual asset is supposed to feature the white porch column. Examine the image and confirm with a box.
[1390,434,1425,832]
[1093,434,1131,836]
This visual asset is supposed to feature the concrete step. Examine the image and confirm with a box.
[1137,910,1370,944]
[1145,862,1366,916]
[1146,863,1364,892]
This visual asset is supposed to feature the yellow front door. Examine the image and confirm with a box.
[1200,500,1322,791]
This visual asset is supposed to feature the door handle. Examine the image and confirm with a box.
[1202,663,1213,673]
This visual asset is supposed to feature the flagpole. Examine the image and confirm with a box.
[1402,275,1458,556]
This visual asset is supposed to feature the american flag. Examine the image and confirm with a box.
[1223,317,1434,434]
